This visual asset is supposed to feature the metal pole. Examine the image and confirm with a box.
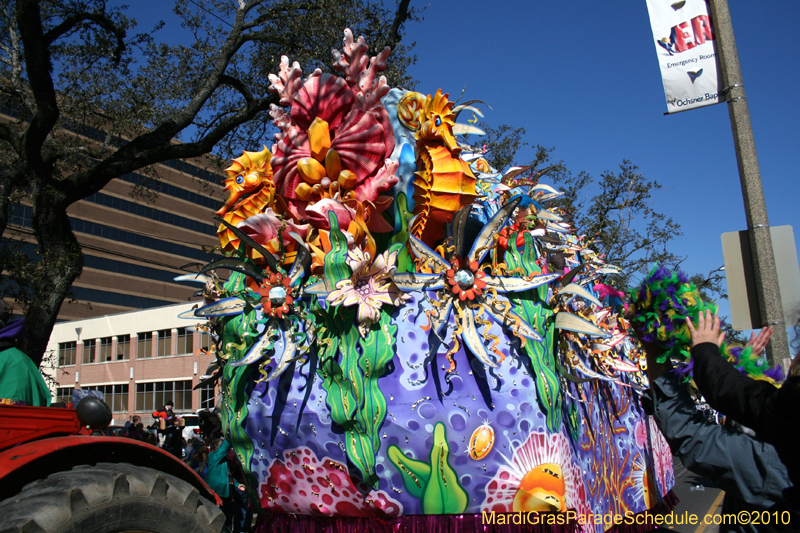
[708,0,789,369]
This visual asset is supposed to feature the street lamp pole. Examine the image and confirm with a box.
[708,0,789,369]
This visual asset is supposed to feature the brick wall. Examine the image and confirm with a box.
[50,304,220,425]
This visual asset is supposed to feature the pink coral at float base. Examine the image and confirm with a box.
[648,417,674,497]
[259,446,403,517]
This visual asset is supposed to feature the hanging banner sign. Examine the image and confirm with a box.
[645,0,724,113]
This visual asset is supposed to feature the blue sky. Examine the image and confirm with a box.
[126,1,799,337]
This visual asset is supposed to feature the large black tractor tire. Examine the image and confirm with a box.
[0,462,224,533]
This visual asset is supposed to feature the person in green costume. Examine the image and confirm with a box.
[0,301,51,406]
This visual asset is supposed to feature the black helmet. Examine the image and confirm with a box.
[76,397,112,429]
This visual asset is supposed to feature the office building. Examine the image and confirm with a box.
[45,302,219,423]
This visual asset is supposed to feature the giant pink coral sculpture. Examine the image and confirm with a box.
[266,29,396,228]
[268,55,304,107]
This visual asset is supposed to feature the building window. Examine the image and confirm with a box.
[137,332,152,358]
[200,383,217,410]
[136,380,192,412]
[98,337,113,362]
[8,203,32,227]
[82,384,129,412]
[176,328,191,355]
[58,341,76,366]
[56,386,74,405]
[82,339,96,364]
[199,332,212,352]
[154,381,166,409]
[136,382,154,411]
[117,335,130,360]
[173,380,191,410]
[157,329,171,357]
[84,192,216,236]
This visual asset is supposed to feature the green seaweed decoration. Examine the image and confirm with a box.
[315,212,398,488]
[566,400,581,443]
[390,192,414,273]
[387,422,468,514]
[505,232,562,433]
[217,269,261,507]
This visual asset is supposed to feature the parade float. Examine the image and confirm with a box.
[179,29,676,532]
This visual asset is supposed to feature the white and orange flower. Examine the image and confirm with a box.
[326,246,408,337]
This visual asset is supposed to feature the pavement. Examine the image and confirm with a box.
[652,455,725,533]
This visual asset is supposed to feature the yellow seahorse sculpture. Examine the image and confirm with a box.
[215,146,276,252]
[409,89,479,246]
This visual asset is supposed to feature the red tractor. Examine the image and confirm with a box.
[0,400,224,533]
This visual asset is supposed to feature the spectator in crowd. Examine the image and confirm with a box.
[198,408,223,440]
[152,400,176,447]
[0,301,50,407]
[636,334,799,530]
[125,415,145,440]
[141,430,158,447]
[186,437,208,473]
[198,448,211,477]
[184,436,196,462]
[162,418,184,459]
[152,400,176,424]
[204,438,232,524]
[687,311,800,505]
[226,445,253,533]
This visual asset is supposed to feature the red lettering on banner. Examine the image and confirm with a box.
[674,21,694,52]
[672,15,714,53]
[691,15,714,44]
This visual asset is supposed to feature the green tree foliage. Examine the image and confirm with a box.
[477,122,529,172]
[551,159,683,290]
[0,0,418,366]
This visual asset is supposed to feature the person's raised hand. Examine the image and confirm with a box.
[746,326,773,355]
[685,309,725,348]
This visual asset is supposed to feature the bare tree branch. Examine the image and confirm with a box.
[386,0,411,49]
[15,0,59,153]
[218,74,254,104]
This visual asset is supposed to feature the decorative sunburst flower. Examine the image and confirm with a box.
[446,257,486,301]
[255,272,293,319]
[325,246,408,337]
[187,220,312,381]
[394,198,559,372]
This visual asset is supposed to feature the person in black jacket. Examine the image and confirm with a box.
[637,334,800,531]
[162,418,184,459]
[152,400,176,423]
[225,446,252,533]
[686,310,800,505]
